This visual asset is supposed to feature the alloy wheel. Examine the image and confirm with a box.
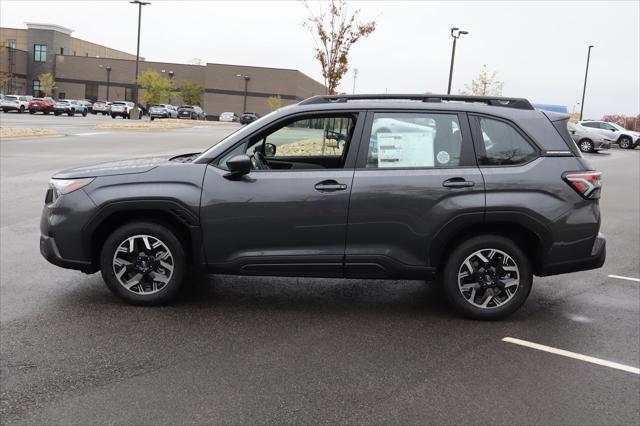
[457,248,520,309]
[112,234,174,295]
[580,141,593,152]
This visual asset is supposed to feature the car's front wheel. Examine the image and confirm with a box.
[442,235,532,320]
[19,105,25,113]
[100,221,187,305]
[618,136,633,149]
[578,139,594,153]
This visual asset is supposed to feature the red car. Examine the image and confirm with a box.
[28,97,55,115]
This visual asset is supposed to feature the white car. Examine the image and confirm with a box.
[219,111,239,122]
[92,101,111,115]
[578,120,640,149]
[1,95,32,113]
[110,101,135,119]
[149,104,178,120]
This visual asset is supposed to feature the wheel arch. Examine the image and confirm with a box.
[430,214,549,276]
[83,200,203,272]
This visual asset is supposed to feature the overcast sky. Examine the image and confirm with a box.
[1,0,638,118]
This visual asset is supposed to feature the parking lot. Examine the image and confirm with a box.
[1,114,639,424]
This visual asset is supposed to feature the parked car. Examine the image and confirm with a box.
[567,122,613,153]
[219,111,239,122]
[149,104,178,120]
[240,112,260,125]
[578,120,640,149]
[1,95,32,113]
[178,105,206,120]
[110,101,135,119]
[54,100,88,116]
[28,97,55,115]
[78,100,93,112]
[39,94,606,320]
[92,101,111,115]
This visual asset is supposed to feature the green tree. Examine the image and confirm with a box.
[137,70,175,105]
[461,65,504,96]
[303,0,376,95]
[38,72,56,97]
[180,82,204,106]
[267,95,282,111]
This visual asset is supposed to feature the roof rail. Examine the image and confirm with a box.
[298,94,535,110]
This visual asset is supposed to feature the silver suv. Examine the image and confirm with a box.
[567,122,612,153]
[578,120,640,149]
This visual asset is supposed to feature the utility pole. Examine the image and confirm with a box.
[236,74,250,112]
[352,68,359,94]
[447,27,468,95]
[579,45,594,121]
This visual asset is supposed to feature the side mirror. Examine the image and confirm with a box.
[224,154,251,179]
[569,130,576,134]
[265,142,277,157]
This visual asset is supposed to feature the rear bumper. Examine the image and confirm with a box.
[40,234,95,273]
[538,232,606,276]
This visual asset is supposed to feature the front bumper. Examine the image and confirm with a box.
[538,232,606,276]
[40,234,94,272]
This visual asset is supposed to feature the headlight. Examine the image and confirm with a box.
[48,178,95,202]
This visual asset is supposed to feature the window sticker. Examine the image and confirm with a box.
[377,132,435,168]
[436,150,450,164]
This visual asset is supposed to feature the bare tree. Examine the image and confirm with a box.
[461,65,504,96]
[303,0,376,95]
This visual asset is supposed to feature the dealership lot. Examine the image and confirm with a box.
[0,118,638,424]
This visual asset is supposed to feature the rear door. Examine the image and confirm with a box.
[345,110,485,278]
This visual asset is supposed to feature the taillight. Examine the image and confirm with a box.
[563,171,602,199]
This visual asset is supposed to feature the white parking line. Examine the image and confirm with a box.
[502,337,640,375]
[74,132,109,136]
[608,274,640,283]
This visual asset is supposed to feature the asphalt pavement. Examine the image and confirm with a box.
[0,114,639,425]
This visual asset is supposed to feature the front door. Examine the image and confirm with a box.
[200,112,363,277]
[345,110,485,278]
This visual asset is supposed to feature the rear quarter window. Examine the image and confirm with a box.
[477,117,538,166]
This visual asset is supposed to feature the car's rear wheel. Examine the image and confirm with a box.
[618,136,633,149]
[44,110,49,115]
[29,109,35,114]
[578,139,594,153]
[442,235,532,320]
[82,110,87,117]
[19,105,25,113]
[100,221,186,305]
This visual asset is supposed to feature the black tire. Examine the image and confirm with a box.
[578,139,594,153]
[29,109,35,114]
[441,235,533,320]
[618,136,633,149]
[82,110,87,117]
[111,114,116,119]
[19,105,25,113]
[54,112,61,116]
[100,221,187,305]
[44,110,50,115]
[150,117,155,121]
[68,110,74,117]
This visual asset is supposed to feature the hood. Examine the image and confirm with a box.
[53,156,171,179]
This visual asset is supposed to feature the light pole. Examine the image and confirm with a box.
[236,74,250,112]
[105,66,112,101]
[579,45,593,121]
[130,0,150,116]
[352,68,359,94]
[168,70,174,104]
[447,27,468,95]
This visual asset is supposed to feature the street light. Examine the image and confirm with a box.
[579,45,594,121]
[236,74,250,113]
[130,0,150,117]
[352,68,359,94]
[447,27,468,95]
[99,64,112,101]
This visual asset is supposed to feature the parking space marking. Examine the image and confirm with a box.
[74,132,109,136]
[608,274,640,283]
[502,337,640,375]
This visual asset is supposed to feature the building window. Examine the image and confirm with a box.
[125,87,134,102]
[34,44,47,62]
[58,92,66,99]
[60,47,64,55]
[5,39,16,49]
[85,83,98,101]
[33,80,42,97]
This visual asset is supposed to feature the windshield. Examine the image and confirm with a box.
[609,122,626,131]
[5,96,17,100]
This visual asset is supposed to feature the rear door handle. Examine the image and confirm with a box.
[315,180,348,192]
[442,177,475,188]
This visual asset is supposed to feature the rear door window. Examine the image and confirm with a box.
[364,112,464,168]
[476,117,537,166]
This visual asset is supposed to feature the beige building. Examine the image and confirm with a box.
[1,23,325,116]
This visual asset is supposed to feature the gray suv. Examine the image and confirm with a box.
[40,94,606,319]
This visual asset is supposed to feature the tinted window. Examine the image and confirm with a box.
[581,122,598,129]
[478,117,537,165]
[366,112,462,168]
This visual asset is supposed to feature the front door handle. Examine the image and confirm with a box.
[315,180,348,192]
[442,177,475,188]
